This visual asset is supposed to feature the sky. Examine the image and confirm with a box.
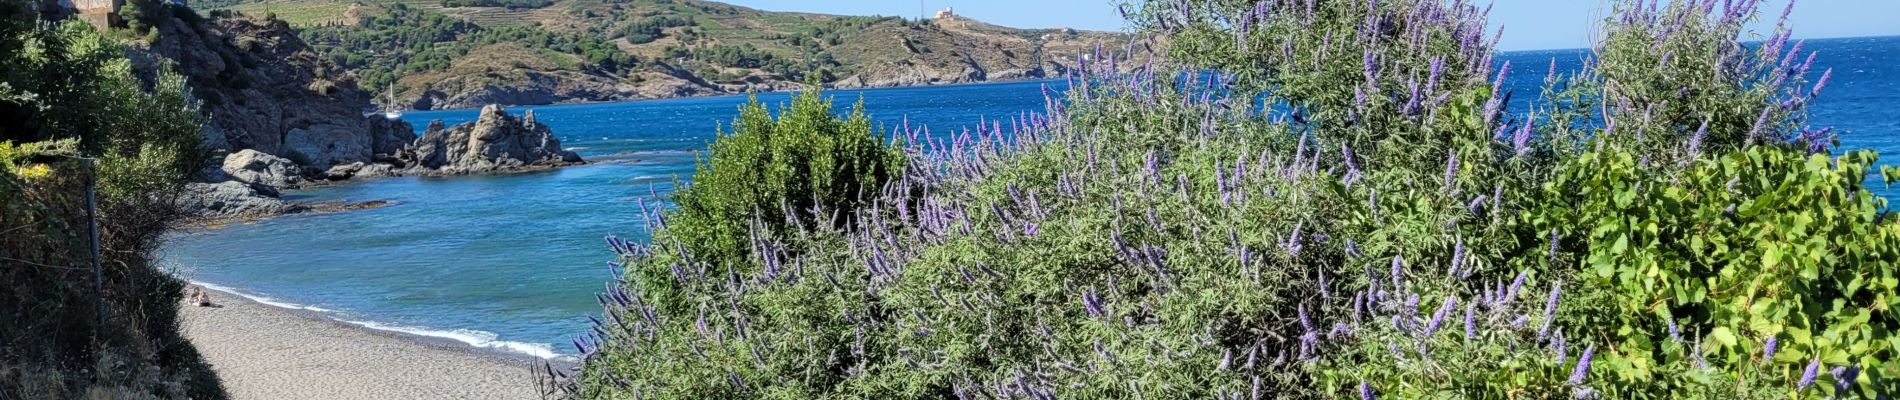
[715,0,1900,51]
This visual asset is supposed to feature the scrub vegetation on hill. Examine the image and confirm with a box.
[196,0,1135,109]
[565,0,1899,399]
[1,0,223,397]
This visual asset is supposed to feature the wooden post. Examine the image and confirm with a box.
[83,158,104,332]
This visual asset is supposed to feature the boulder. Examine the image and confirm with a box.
[221,149,305,189]
[178,181,302,219]
[404,105,582,173]
[325,162,399,180]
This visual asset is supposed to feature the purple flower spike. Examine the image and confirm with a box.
[1492,60,1512,96]
[1424,296,1457,338]
[1798,359,1820,389]
[1448,239,1468,277]
[1360,381,1376,400]
[1391,256,1406,290]
[1463,301,1478,339]
[1832,365,1859,394]
[1762,336,1778,363]
[1811,68,1833,97]
[1688,120,1708,159]
[1083,287,1105,318]
[1547,231,1561,261]
[1513,119,1535,157]
[1567,345,1594,385]
[1538,283,1563,340]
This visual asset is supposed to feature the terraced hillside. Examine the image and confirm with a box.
[195,0,1141,110]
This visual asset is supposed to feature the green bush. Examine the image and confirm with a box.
[2,9,221,399]
[664,88,905,266]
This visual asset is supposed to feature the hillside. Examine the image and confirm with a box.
[193,0,1139,109]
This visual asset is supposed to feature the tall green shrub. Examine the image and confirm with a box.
[666,89,906,265]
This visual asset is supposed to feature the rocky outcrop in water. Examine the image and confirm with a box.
[401,105,583,174]
[179,181,301,219]
[221,149,304,189]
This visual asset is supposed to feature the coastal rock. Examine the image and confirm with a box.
[128,14,416,170]
[403,106,583,173]
[324,162,399,180]
[222,149,305,189]
[179,181,302,219]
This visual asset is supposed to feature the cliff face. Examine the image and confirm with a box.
[402,105,582,174]
[130,14,414,170]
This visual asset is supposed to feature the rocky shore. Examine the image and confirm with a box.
[114,13,582,222]
[182,105,583,222]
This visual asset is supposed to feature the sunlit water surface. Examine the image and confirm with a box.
[162,37,1900,359]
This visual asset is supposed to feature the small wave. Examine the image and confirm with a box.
[191,281,336,313]
[339,319,568,360]
[566,146,591,151]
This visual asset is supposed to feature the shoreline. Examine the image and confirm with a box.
[397,77,1071,113]
[180,283,561,399]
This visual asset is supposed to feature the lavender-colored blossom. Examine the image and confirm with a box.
[1538,283,1562,340]
[1448,238,1467,277]
[1571,387,1598,399]
[1423,296,1457,337]
[1798,358,1820,389]
[1492,60,1512,96]
[1391,256,1406,290]
[1833,365,1859,394]
[1547,231,1560,261]
[1567,345,1594,385]
[1811,68,1833,97]
[1551,333,1567,365]
[1666,318,1681,344]
[1505,271,1528,300]
[1082,287,1105,318]
[1512,119,1535,157]
[1762,336,1779,362]
[1464,301,1478,339]
[1359,381,1376,400]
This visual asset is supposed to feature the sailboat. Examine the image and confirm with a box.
[382,85,403,120]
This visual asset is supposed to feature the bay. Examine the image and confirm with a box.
[162,36,1900,359]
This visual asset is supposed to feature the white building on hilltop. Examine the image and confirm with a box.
[934,6,955,20]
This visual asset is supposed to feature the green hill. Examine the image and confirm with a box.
[195,0,1137,110]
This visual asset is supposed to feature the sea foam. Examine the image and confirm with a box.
[192,281,336,313]
[339,320,569,360]
[191,280,569,361]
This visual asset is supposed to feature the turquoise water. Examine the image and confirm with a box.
[162,37,1900,359]
[163,80,1072,359]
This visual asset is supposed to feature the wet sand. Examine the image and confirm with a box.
[179,286,546,399]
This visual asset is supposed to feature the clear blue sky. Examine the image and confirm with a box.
[716,0,1900,51]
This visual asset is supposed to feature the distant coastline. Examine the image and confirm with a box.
[393,77,1074,114]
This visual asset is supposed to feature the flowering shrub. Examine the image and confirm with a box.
[661,89,906,265]
[565,0,1899,398]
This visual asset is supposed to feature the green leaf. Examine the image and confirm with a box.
[1708,327,1738,348]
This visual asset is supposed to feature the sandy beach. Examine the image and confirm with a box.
[179,286,546,400]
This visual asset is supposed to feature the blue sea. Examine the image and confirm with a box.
[160,36,1900,360]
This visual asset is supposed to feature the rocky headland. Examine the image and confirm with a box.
[133,14,584,221]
